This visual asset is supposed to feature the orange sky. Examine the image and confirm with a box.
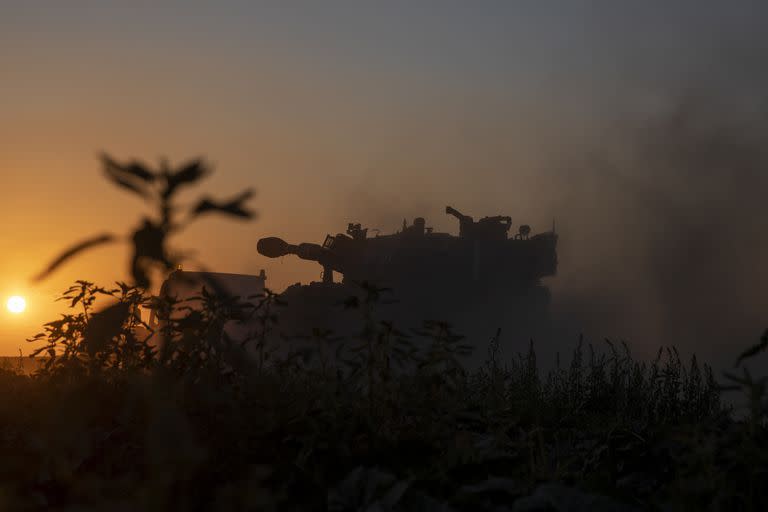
[3,3,768,361]
[0,4,575,353]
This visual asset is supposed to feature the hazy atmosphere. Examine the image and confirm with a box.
[3,1,767,366]
[5,3,768,510]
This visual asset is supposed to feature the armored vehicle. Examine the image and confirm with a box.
[257,206,558,345]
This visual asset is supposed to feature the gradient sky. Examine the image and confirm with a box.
[2,1,767,361]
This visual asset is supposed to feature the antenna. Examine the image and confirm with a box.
[552,218,556,234]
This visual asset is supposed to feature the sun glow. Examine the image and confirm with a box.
[7,296,26,314]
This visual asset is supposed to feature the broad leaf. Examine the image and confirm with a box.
[192,189,255,219]
[735,329,768,367]
[100,153,155,182]
[101,153,154,198]
[162,158,210,198]
[33,233,118,282]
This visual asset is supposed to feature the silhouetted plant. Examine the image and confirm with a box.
[27,280,155,376]
[33,153,256,289]
[412,320,473,385]
[27,154,257,377]
[244,288,286,375]
[721,329,768,435]
[340,281,415,415]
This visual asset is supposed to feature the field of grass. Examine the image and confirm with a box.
[1,278,766,511]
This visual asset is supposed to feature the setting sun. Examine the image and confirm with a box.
[6,296,26,314]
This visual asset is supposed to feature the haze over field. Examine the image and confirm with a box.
[2,1,767,367]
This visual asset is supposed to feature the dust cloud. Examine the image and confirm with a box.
[329,88,768,372]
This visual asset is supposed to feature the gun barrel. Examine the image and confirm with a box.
[258,236,339,273]
[445,206,468,220]
[295,243,325,262]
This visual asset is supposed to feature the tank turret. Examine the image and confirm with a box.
[257,205,557,288]
[445,205,513,241]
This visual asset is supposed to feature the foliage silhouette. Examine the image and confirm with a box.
[33,153,256,288]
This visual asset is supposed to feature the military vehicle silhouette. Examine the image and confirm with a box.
[257,205,558,346]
